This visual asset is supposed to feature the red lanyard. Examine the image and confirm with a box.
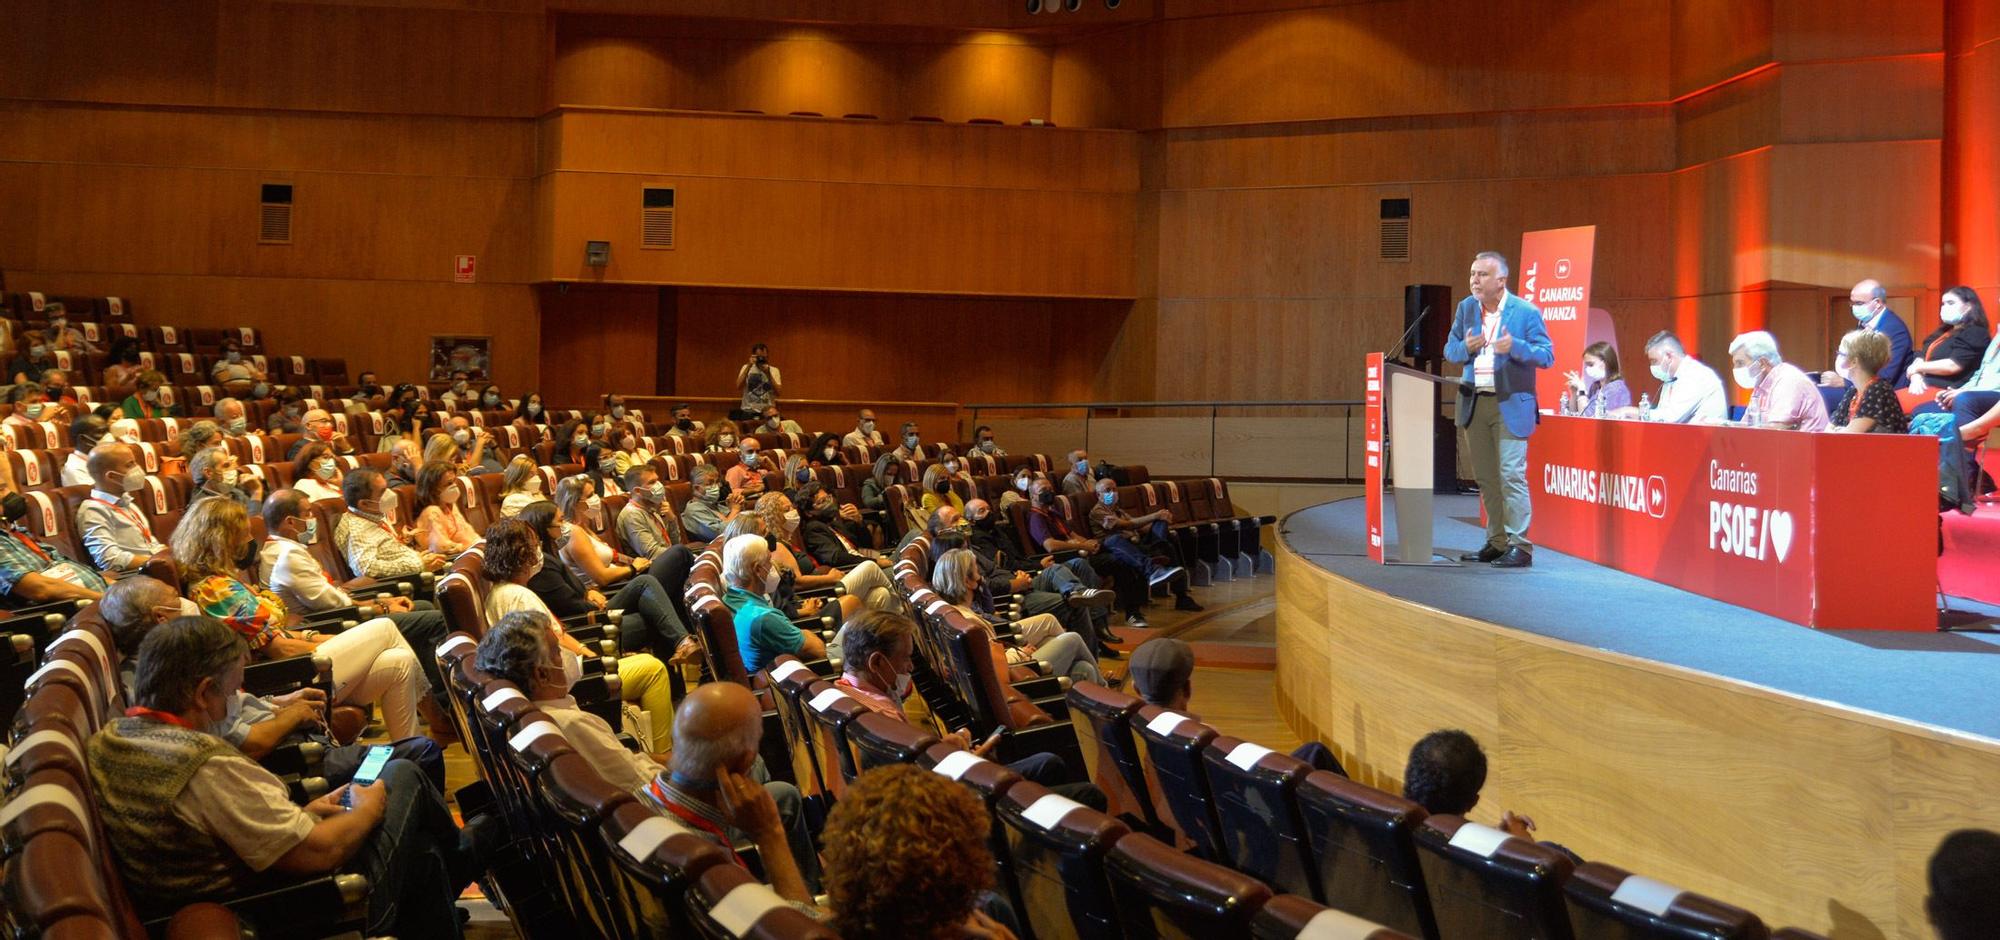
[124,706,195,729]
[9,529,51,563]
[89,496,150,532]
[648,779,746,867]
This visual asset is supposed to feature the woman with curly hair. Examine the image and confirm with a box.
[823,764,1015,940]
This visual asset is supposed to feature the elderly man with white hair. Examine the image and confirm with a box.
[719,532,825,674]
[1730,330,1830,431]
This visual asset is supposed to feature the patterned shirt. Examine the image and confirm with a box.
[334,511,426,579]
[190,574,289,651]
[1833,381,1909,434]
[0,526,106,600]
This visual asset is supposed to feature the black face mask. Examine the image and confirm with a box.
[972,514,997,529]
[932,480,951,494]
[1037,490,1055,507]
[676,418,693,431]
[236,541,259,570]
[1,493,27,523]
[814,502,838,522]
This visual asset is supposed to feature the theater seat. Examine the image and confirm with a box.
[800,679,868,798]
[1293,770,1437,939]
[1413,815,1575,940]
[602,802,733,937]
[1563,862,1770,939]
[1202,734,1317,899]
[1251,894,1418,940]
[1065,681,1160,836]
[1105,829,1274,937]
[843,709,936,775]
[1130,703,1223,857]
[685,864,838,940]
[993,778,1130,940]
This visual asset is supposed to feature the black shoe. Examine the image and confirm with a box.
[1098,630,1125,645]
[1460,546,1504,563]
[1174,596,1204,612]
[1490,547,1532,568]
[1095,645,1122,659]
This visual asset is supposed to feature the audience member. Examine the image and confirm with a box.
[447,414,502,473]
[336,468,449,578]
[210,336,268,398]
[479,383,505,411]
[636,682,819,903]
[100,336,146,396]
[1831,279,1916,387]
[617,465,696,605]
[834,610,1105,808]
[121,369,178,419]
[41,368,77,407]
[266,388,304,434]
[1906,287,1992,399]
[918,462,965,522]
[0,457,106,607]
[1927,829,2000,940]
[726,436,772,493]
[62,412,107,486]
[972,424,1007,457]
[735,342,782,418]
[439,370,472,408]
[6,330,54,385]
[584,442,623,497]
[806,431,845,467]
[799,482,878,565]
[172,497,432,741]
[76,443,165,576]
[1024,477,1170,627]
[756,405,803,438]
[476,609,663,792]
[682,464,741,542]
[386,437,422,488]
[1403,729,1543,844]
[823,764,1015,940]
[42,304,99,354]
[1643,331,1728,424]
[87,615,488,937]
[478,518,675,747]
[611,428,652,478]
[758,490,895,614]
[720,532,827,673]
[288,408,356,459]
[934,547,1100,686]
[1128,638,1340,772]
[511,391,546,429]
[1730,330,1830,431]
[842,408,884,449]
[666,402,705,439]
[889,422,923,461]
[497,454,543,517]
[189,446,262,514]
[4,382,55,432]
[998,467,1037,512]
[1831,330,1908,434]
[703,422,739,455]
[953,498,1116,653]
[412,460,477,555]
[290,441,344,502]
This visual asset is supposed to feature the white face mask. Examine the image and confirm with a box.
[114,469,147,493]
[442,485,462,506]
[1650,359,1673,382]
[1851,303,1872,323]
[555,649,582,690]
[782,509,799,531]
[1732,364,1758,389]
[218,468,239,487]
[527,476,542,494]
[316,458,337,480]
[377,489,399,517]
[1583,364,1606,383]
[761,565,781,596]
[1942,304,1965,325]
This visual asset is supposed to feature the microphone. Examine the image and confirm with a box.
[1385,305,1433,364]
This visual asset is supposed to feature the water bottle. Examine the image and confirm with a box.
[1593,392,1605,419]
[1637,394,1652,422]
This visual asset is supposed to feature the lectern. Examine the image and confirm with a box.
[1364,353,1460,566]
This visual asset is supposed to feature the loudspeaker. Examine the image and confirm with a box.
[1403,284,1451,362]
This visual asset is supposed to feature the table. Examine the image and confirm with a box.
[1526,415,1936,631]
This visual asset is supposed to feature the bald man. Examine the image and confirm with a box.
[286,408,356,459]
[637,682,819,903]
[1819,278,1916,413]
[76,443,164,575]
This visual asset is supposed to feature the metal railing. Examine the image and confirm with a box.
[964,399,1367,483]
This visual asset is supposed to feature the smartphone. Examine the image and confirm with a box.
[979,727,1006,750]
[342,745,394,809]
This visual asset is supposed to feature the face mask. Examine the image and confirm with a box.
[822,448,836,461]
[676,418,692,431]
[766,417,781,429]
[1942,305,1965,325]
[1584,364,1606,383]
[585,494,603,513]
[225,350,241,363]
[591,423,606,436]
[573,435,587,449]
[236,540,259,570]
[207,688,241,737]
[599,457,616,473]
[640,482,663,502]
[611,406,626,419]
[226,417,246,435]
[1851,303,1871,323]
[528,476,543,494]
[453,429,471,445]
[296,517,318,544]
[314,425,334,442]
[1075,460,1089,475]
[861,420,875,433]
[442,485,462,506]
[1014,476,1030,492]
[932,479,951,494]
[903,434,919,448]
[1036,490,1055,506]
[142,390,160,404]
[1732,364,1758,389]
[944,461,958,474]
[218,468,238,487]
[979,440,995,452]
[284,404,300,417]
[719,437,736,450]
[453,382,468,394]
[22,403,44,420]
[483,394,500,407]
[1100,491,1118,506]
[114,469,147,493]
[972,512,995,528]
[815,501,837,520]
[28,346,45,358]
[1650,361,1672,382]
[527,403,542,416]
[702,484,720,501]
[761,565,781,596]
[741,450,757,465]
[555,650,582,690]
[365,489,399,518]
[0,493,25,523]
[316,458,337,480]
[782,509,800,530]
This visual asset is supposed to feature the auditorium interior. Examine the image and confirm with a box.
[5,1,2000,939]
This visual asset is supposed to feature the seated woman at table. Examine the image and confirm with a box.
[1561,341,1632,417]
[1831,330,1908,435]
[1901,286,1992,412]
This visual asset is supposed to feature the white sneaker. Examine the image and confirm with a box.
[1147,566,1183,588]
[1124,612,1150,628]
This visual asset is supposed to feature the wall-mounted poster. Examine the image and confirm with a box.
[430,336,491,381]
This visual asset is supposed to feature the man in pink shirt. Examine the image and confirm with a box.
[1729,331,1830,431]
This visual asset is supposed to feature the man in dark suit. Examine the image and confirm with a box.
[1444,251,1553,568]
[1817,277,1916,414]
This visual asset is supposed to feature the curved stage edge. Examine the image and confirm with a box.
[1274,497,2000,940]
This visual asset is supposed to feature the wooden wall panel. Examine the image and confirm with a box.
[665,290,1128,406]
[1052,25,1159,131]
[536,285,661,407]
[1670,0,1773,97]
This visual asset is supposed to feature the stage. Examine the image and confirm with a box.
[1271,494,2000,938]
[1286,494,2000,739]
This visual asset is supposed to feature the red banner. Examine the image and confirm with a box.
[1517,226,1596,408]
[1528,416,1934,630]
[1364,353,1385,563]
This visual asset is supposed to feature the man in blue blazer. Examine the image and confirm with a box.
[1816,278,1916,414]
[1444,251,1554,568]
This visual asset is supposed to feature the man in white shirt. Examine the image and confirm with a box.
[1643,331,1728,425]
[841,408,884,450]
[76,444,164,576]
[474,609,664,795]
[62,413,106,487]
[262,488,451,707]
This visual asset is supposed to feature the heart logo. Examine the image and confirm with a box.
[1766,510,1793,563]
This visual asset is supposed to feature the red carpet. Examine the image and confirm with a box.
[1940,504,2000,605]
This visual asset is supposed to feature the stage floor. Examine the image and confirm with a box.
[1283,495,2000,740]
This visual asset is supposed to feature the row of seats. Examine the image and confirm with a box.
[0,292,133,322]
